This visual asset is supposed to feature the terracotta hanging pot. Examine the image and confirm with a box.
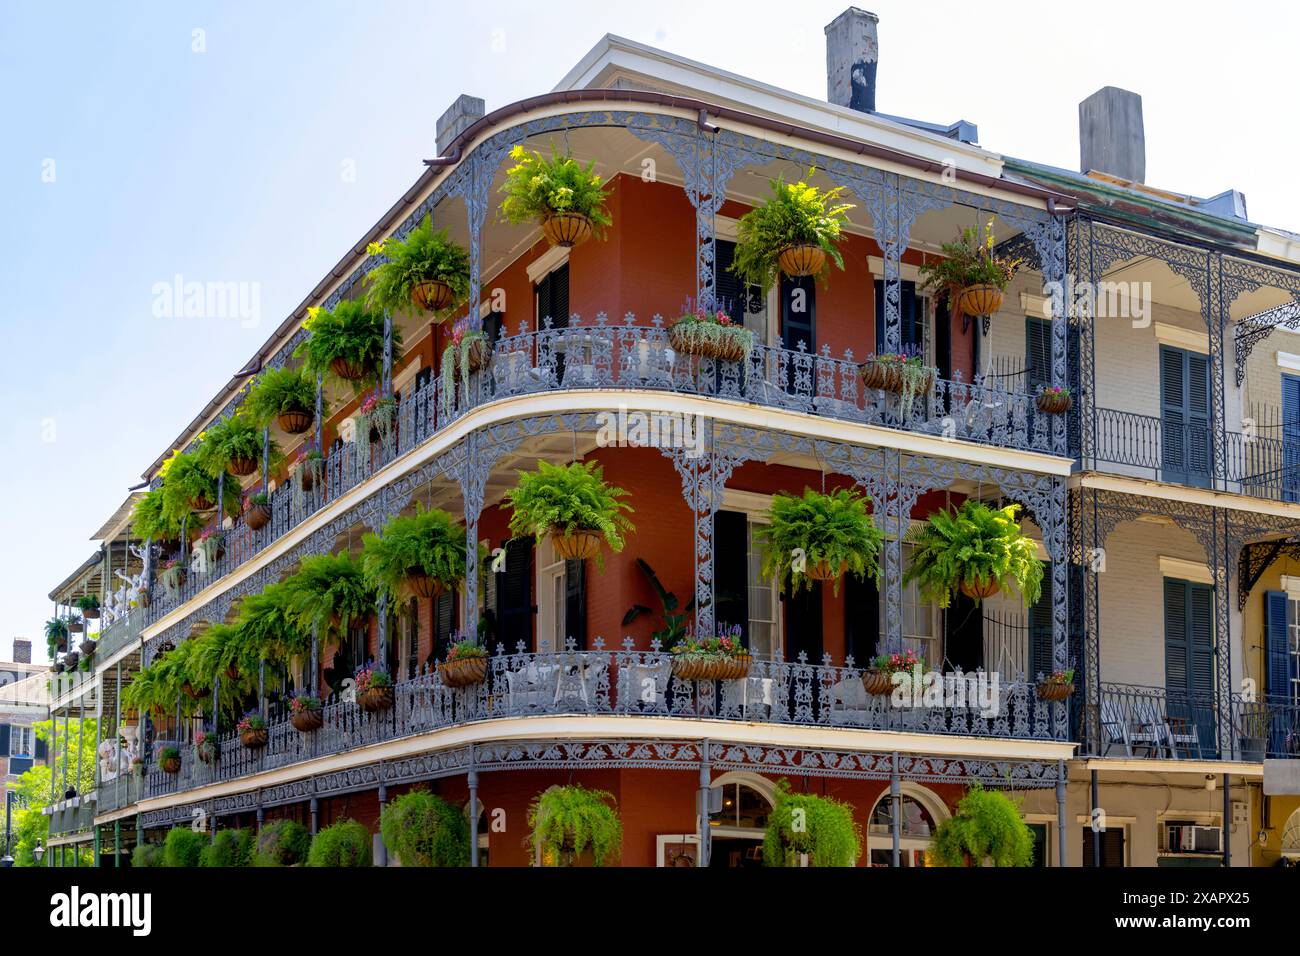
[160,754,182,774]
[189,493,214,511]
[777,244,825,278]
[277,408,314,434]
[541,212,593,248]
[671,653,752,682]
[805,559,847,581]
[957,284,1004,318]
[81,606,101,620]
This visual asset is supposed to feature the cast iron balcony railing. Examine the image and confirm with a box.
[1086,681,1300,761]
[95,769,142,817]
[141,643,1061,800]
[1092,406,1295,501]
[139,314,1066,629]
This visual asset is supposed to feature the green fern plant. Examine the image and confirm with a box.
[295,300,402,395]
[159,449,240,526]
[131,487,192,544]
[505,460,634,569]
[188,622,258,711]
[280,552,375,646]
[930,785,1033,867]
[756,488,883,595]
[380,789,470,867]
[499,144,613,233]
[527,785,622,867]
[762,779,862,867]
[918,220,1023,297]
[243,367,317,427]
[364,214,470,319]
[731,171,854,293]
[235,580,312,666]
[903,501,1043,608]
[196,413,280,476]
[362,507,467,602]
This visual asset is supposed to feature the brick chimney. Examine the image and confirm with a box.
[436,94,486,156]
[11,638,31,663]
[825,8,879,114]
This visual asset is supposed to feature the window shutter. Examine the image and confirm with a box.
[780,275,816,352]
[495,537,534,652]
[945,588,983,673]
[0,723,9,756]
[1283,376,1300,501]
[1265,590,1292,701]
[713,511,750,646]
[1025,317,1052,393]
[1082,827,1125,867]
[552,264,569,328]
[1186,352,1211,483]
[1160,345,1188,481]
[1029,561,1054,679]
[35,731,47,760]
[1188,583,1214,698]
[483,311,504,347]
[1164,578,1189,695]
[564,559,587,650]
[714,241,745,318]
[784,580,823,664]
[433,589,455,660]
[844,571,879,664]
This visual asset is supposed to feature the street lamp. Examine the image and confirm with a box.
[32,839,44,864]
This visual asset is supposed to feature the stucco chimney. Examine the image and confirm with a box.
[1079,87,1146,183]
[825,8,879,113]
[436,94,485,155]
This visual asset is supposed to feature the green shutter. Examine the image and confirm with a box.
[1028,561,1054,679]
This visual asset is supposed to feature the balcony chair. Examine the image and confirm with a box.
[826,675,884,728]
[720,672,775,720]
[551,655,608,712]
[503,661,561,714]
[491,350,548,395]
[1100,697,1168,757]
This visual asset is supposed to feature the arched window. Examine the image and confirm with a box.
[867,784,949,867]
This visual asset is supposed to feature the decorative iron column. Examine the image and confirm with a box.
[376,782,388,867]
[698,740,712,868]
[1056,760,1067,867]
[468,748,479,869]
[890,752,901,868]
[382,310,393,397]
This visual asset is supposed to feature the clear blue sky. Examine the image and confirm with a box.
[3,0,1296,660]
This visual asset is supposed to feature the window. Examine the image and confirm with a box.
[483,310,504,347]
[1163,577,1216,758]
[405,597,419,681]
[710,781,772,829]
[780,275,816,352]
[715,240,767,342]
[8,724,33,757]
[714,507,781,660]
[1159,345,1211,487]
[892,540,937,663]
[534,264,569,330]
[536,537,586,652]
[494,537,534,652]
[868,790,945,867]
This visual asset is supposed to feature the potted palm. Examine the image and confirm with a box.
[289,692,323,732]
[929,786,1033,867]
[904,501,1044,606]
[295,300,402,392]
[731,170,854,291]
[499,144,613,247]
[439,634,489,688]
[667,305,755,363]
[669,626,751,681]
[237,710,268,749]
[756,487,882,594]
[243,492,272,532]
[361,506,467,601]
[762,780,862,867]
[918,220,1022,319]
[354,665,393,713]
[528,785,623,867]
[505,460,634,566]
[364,213,470,319]
[245,366,317,434]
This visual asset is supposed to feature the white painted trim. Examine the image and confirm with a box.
[119,714,1077,818]
[867,256,922,283]
[1083,757,1264,779]
[1074,471,1300,520]
[1021,292,1051,319]
[1158,555,1213,585]
[716,215,740,241]
[525,245,570,284]
[721,488,773,514]
[1154,321,1209,354]
[1281,575,1300,597]
[141,390,1073,640]
[1277,351,1300,373]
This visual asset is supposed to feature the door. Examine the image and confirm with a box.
[779,275,816,395]
[494,537,535,653]
[713,510,750,647]
[1159,345,1211,487]
[1163,578,1216,758]
[844,571,880,666]
[536,264,570,383]
[1082,827,1126,867]
[1265,591,1298,754]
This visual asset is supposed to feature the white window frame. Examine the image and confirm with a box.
[535,536,566,654]
[9,724,33,757]
[720,490,782,660]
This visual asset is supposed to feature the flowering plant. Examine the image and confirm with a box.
[671,624,748,659]
[870,649,924,676]
[441,320,490,417]
[1041,668,1075,686]
[499,144,612,234]
[289,692,322,714]
[236,710,266,734]
[446,634,488,662]
[194,730,218,761]
[918,219,1023,297]
[667,303,755,366]
[354,666,392,693]
[1038,384,1070,398]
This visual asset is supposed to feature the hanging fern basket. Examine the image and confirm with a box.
[404,569,444,600]
[277,409,314,434]
[439,656,488,688]
[777,243,825,278]
[227,455,258,477]
[329,356,369,382]
[541,212,593,248]
[412,279,455,314]
[551,530,602,561]
[189,492,214,511]
[959,577,1001,601]
[957,284,1004,318]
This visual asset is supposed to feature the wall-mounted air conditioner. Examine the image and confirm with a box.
[1166,824,1222,854]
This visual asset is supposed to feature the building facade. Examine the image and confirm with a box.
[41,11,1300,867]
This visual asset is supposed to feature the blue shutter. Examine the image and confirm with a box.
[0,723,9,755]
[1160,346,1188,483]
[1185,352,1211,486]
[1265,590,1292,701]
[1282,376,1300,502]
[1025,318,1052,393]
[1165,578,1217,758]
